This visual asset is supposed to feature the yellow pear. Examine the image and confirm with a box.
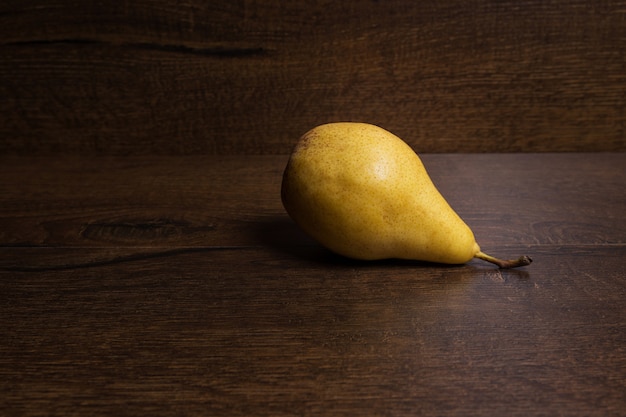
[281,122,531,268]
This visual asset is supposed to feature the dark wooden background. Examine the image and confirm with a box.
[1,0,625,155]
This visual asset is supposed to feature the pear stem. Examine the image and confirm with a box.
[474,251,533,269]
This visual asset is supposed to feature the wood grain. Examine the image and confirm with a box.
[1,154,625,415]
[1,246,625,416]
[1,0,625,154]
[0,154,624,250]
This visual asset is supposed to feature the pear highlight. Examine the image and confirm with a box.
[281,122,532,269]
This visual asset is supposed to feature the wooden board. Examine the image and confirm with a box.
[1,154,625,415]
[1,245,625,416]
[1,1,625,154]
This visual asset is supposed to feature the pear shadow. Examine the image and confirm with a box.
[248,214,355,265]
[248,215,477,270]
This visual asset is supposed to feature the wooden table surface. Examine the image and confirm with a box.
[1,153,625,416]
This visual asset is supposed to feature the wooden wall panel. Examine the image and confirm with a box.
[1,0,625,154]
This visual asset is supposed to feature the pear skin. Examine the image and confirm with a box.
[281,122,531,268]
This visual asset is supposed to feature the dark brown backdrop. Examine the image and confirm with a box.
[1,0,625,155]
